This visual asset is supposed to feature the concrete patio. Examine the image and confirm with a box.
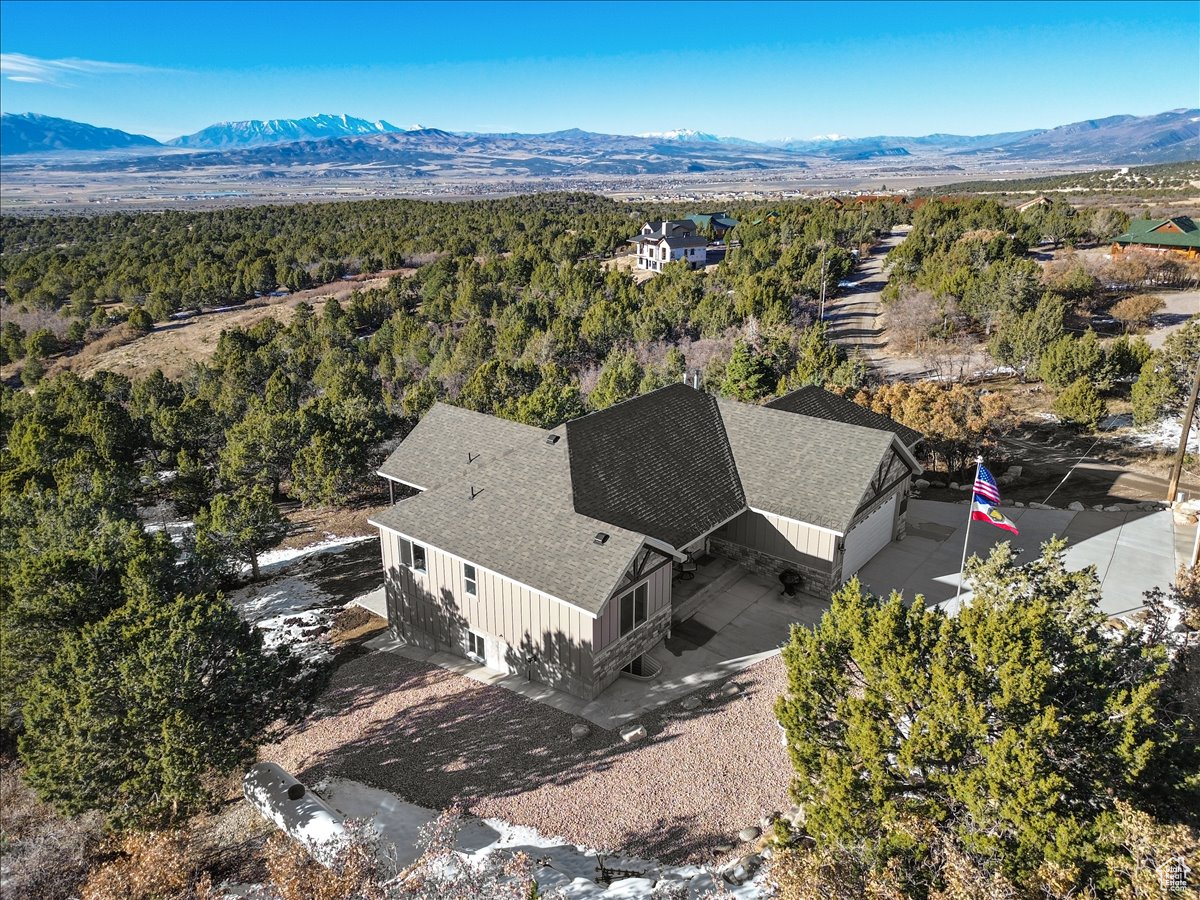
[363,565,822,730]
[858,499,1178,616]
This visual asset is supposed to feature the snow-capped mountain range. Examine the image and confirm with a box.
[2,109,1196,167]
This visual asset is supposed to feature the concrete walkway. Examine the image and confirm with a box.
[365,568,822,730]
[858,499,1177,616]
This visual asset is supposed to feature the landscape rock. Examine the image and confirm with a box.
[949,482,959,490]
[680,695,702,711]
[1105,505,1124,512]
[721,683,740,697]
[914,478,931,490]
[930,481,946,488]
[1093,504,1106,511]
[570,724,590,741]
[619,724,647,743]
[739,826,761,842]
[1005,465,1023,479]
[1013,501,1024,508]
[714,843,735,854]
[1067,501,1085,511]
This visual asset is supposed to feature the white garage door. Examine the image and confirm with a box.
[840,495,897,580]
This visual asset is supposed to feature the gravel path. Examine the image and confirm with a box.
[263,651,793,865]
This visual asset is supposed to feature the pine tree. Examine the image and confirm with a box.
[18,590,289,826]
[776,540,1176,890]
[193,486,285,580]
[721,339,774,401]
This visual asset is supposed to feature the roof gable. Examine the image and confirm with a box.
[717,399,917,533]
[377,402,546,490]
[567,384,746,549]
[765,385,923,448]
[373,429,646,617]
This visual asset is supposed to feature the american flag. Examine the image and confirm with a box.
[973,464,1002,505]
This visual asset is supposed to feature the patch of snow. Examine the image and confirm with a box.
[308,778,770,899]
[255,534,373,576]
[1126,416,1200,451]
[228,574,337,661]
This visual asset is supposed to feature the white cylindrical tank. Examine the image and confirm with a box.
[243,762,348,865]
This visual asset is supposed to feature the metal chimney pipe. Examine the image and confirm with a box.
[693,372,699,390]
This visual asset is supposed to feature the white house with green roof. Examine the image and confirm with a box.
[371,384,921,700]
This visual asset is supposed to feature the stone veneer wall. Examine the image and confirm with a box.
[588,603,673,699]
[709,537,835,596]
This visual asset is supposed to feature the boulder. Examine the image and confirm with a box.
[1093,504,1106,511]
[714,843,735,854]
[949,482,960,490]
[1105,505,1124,512]
[914,478,931,490]
[930,481,947,488]
[680,695,702,711]
[1013,501,1024,508]
[721,683,741,697]
[570,724,590,741]
[1067,501,1085,511]
[1005,465,1023,479]
[620,724,647,743]
[739,826,761,842]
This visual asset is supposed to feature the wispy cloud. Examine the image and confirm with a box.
[0,53,169,86]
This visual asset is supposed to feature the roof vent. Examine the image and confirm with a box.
[593,532,609,545]
[545,434,560,445]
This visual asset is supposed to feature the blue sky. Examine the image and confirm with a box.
[1,1,1196,141]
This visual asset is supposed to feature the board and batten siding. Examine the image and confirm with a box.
[378,527,594,691]
[592,560,673,653]
[719,509,837,571]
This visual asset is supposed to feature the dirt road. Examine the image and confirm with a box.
[822,226,934,380]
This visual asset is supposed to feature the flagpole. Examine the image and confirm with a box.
[955,455,983,604]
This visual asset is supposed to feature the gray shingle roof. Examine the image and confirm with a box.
[376,402,547,490]
[373,387,919,615]
[567,384,746,549]
[717,399,909,533]
[372,428,646,616]
[766,386,923,449]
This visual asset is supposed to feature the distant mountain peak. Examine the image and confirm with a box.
[167,113,405,149]
[1,111,161,155]
[636,128,720,142]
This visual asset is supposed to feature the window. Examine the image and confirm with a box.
[412,542,426,573]
[619,583,648,637]
[464,563,477,596]
[467,630,485,661]
[398,537,412,568]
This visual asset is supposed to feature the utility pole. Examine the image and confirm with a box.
[1166,357,1200,504]
[818,242,828,322]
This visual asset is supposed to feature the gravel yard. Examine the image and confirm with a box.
[263,650,792,865]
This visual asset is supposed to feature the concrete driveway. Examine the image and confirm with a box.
[858,499,1177,617]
